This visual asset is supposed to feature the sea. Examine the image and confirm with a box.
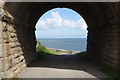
[37,38,87,52]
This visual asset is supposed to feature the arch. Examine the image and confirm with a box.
[35,7,88,39]
[1,2,119,78]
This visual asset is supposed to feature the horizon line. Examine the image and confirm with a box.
[37,37,87,38]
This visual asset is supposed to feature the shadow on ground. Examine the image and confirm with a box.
[23,54,113,79]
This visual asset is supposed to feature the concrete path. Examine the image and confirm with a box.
[18,53,113,79]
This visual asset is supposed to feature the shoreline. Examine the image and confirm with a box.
[46,47,82,52]
[37,38,87,39]
[47,48,81,54]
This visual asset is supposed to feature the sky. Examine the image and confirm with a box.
[35,8,88,38]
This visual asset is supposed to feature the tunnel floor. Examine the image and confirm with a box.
[18,53,112,79]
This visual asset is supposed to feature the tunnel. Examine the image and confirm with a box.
[0,2,120,78]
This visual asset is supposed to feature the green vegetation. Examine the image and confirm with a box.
[75,51,88,59]
[100,66,120,80]
[37,41,60,58]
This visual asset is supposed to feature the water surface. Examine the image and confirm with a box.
[38,38,87,52]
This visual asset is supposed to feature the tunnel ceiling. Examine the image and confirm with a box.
[3,2,119,30]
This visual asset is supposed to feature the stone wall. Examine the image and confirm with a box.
[87,17,119,68]
[1,3,37,78]
[87,3,119,69]
[0,2,119,78]
[118,2,120,71]
[0,1,3,79]
[1,12,26,78]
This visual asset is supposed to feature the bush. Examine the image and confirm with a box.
[37,45,46,52]
[37,44,51,58]
[38,42,41,46]
[36,40,60,58]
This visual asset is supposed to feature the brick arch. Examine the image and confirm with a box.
[1,2,119,78]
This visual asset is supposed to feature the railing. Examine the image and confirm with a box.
[47,48,80,54]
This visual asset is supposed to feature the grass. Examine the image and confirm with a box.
[37,41,60,58]
[75,51,88,59]
[100,66,120,80]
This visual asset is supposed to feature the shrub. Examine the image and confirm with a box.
[36,40,60,58]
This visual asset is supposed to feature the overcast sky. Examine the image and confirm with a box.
[35,8,88,38]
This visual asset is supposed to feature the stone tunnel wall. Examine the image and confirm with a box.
[0,2,2,79]
[87,3,119,69]
[87,16,119,68]
[1,3,37,78]
[0,2,120,78]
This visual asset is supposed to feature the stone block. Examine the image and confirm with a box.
[1,70,14,78]
[0,47,2,57]
[0,58,2,72]
[3,59,9,71]
[14,64,26,76]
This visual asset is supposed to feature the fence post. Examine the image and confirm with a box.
[56,49,58,52]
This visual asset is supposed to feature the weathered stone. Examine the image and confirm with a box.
[0,58,2,72]
[14,64,26,76]
[3,57,9,71]
[0,48,2,58]
[1,70,14,78]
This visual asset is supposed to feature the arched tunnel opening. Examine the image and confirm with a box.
[0,2,119,78]
[35,7,88,52]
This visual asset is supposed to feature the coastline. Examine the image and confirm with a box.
[46,47,82,52]
[47,48,81,54]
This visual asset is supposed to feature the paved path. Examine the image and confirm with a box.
[18,53,112,79]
